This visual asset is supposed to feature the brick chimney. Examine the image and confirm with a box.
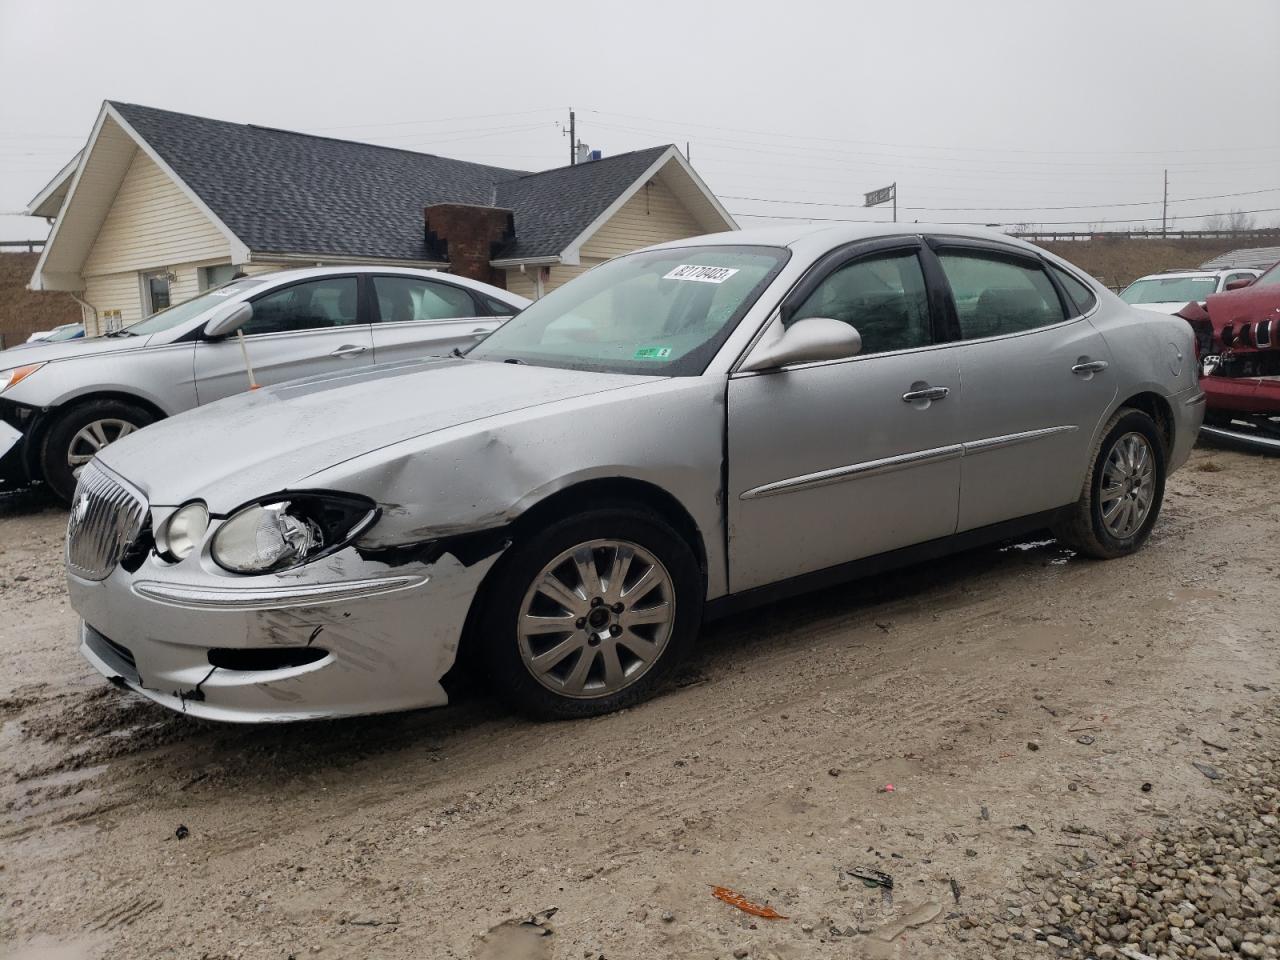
[423,204,515,288]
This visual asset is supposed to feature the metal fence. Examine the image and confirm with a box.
[1010,228,1280,243]
[0,240,45,253]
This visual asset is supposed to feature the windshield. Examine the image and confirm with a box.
[1256,261,1280,288]
[1120,275,1218,304]
[120,277,273,335]
[45,324,83,342]
[468,245,790,375]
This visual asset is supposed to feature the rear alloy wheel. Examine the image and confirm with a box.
[40,400,155,503]
[477,507,702,719]
[1053,407,1166,559]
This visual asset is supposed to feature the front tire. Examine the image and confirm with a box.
[475,506,702,720]
[1053,407,1166,559]
[40,400,155,503]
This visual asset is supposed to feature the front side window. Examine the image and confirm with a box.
[1257,262,1280,288]
[1119,275,1217,304]
[938,251,1066,340]
[245,277,360,336]
[468,245,789,375]
[1049,265,1098,315]
[371,276,476,322]
[1224,272,1257,288]
[789,250,932,355]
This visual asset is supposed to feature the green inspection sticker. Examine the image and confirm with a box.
[633,346,673,360]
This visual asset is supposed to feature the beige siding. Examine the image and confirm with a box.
[581,180,704,260]
[83,149,230,277]
[503,268,538,299]
[81,260,229,336]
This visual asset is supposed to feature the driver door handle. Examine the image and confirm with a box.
[1071,360,1108,375]
[902,385,950,403]
[329,344,368,358]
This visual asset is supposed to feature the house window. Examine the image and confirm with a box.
[199,264,240,290]
[141,270,172,316]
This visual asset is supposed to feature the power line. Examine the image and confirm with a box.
[730,205,1280,227]
[720,186,1280,213]
[586,108,1280,158]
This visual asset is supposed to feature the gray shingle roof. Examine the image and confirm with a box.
[111,102,673,264]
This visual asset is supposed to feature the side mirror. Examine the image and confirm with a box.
[203,301,254,339]
[739,317,862,372]
[1225,278,1255,291]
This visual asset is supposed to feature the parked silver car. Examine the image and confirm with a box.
[66,224,1203,723]
[0,266,527,501]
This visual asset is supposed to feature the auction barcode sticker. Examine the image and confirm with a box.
[663,264,740,284]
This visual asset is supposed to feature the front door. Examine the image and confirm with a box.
[193,275,375,404]
[368,274,505,364]
[928,241,1117,531]
[727,241,964,593]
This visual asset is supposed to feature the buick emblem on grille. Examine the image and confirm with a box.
[74,493,90,525]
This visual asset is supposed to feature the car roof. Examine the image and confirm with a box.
[643,221,1050,260]
[245,264,528,302]
[1129,269,1248,283]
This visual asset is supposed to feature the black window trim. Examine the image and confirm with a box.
[1042,261,1099,320]
[922,235,1083,344]
[367,273,487,324]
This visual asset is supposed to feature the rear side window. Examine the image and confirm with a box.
[1049,265,1097,315]
[937,252,1066,340]
[789,251,932,355]
[372,276,477,322]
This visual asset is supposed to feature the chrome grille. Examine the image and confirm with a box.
[66,462,147,581]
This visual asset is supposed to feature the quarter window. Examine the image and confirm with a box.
[245,277,360,335]
[1049,265,1097,315]
[371,276,476,322]
[789,251,932,355]
[938,252,1066,339]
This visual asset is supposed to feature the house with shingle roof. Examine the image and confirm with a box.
[28,102,735,335]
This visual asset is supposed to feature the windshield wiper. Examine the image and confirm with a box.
[104,329,136,338]
[503,357,525,365]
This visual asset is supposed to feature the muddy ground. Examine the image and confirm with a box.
[2,444,1278,960]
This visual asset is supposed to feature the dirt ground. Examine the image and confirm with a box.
[2,444,1278,960]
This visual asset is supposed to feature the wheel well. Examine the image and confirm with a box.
[1120,392,1174,454]
[27,392,167,467]
[508,477,708,578]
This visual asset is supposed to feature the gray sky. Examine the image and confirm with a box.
[2,0,1278,241]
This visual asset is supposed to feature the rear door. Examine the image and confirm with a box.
[926,239,1116,531]
[193,275,374,404]
[369,274,507,364]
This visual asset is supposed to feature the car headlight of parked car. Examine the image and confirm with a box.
[0,362,45,394]
[210,493,379,574]
[155,501,210,561]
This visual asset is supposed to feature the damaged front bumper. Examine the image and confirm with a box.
[68,545,501,723]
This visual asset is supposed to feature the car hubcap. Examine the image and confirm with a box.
[518,538,675,699]
[1100,431,1155,540]
[68,419,137,476]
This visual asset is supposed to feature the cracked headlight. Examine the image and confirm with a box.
[211,493,379,574]
[155,501,209,562]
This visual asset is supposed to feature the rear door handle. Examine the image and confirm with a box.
[1071,360,1108,375]
[902,385,950,403]
[330,344,368,358]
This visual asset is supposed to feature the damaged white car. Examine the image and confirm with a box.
[67,224,1204,722]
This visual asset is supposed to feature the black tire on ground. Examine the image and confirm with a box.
[1053,406,1167,560]
[474,504,703,720]
[39,399,156,503]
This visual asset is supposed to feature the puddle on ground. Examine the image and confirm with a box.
[474,916,555,960]
[863,899,943,959]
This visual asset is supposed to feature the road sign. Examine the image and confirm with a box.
[864,184,895,208]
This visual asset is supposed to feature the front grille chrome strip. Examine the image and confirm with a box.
[66,462,147,581]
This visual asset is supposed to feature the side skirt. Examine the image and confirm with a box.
[704,509,1064,621]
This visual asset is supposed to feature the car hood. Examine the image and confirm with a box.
[0,333,154,367]
[96,357,663,508]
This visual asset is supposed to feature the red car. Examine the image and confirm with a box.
[1178,260,1280,452]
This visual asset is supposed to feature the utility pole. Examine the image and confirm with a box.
[893,181,897,223]
[686,141,691,162]
[569,109,576,166]
[1162,169,1168,237]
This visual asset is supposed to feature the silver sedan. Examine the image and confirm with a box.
[65,224,1204,722]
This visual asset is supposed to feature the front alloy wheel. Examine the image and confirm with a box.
[476,505,702,719]
[518,539,675,699]
[67,418,139,475]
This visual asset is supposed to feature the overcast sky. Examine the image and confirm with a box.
[2,0,1278,242]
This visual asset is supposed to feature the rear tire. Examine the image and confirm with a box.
[40,400,155,503]
[475,505,702,720]
[1053,407,1166,559]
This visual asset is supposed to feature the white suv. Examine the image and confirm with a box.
[1119,267,1262,314]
